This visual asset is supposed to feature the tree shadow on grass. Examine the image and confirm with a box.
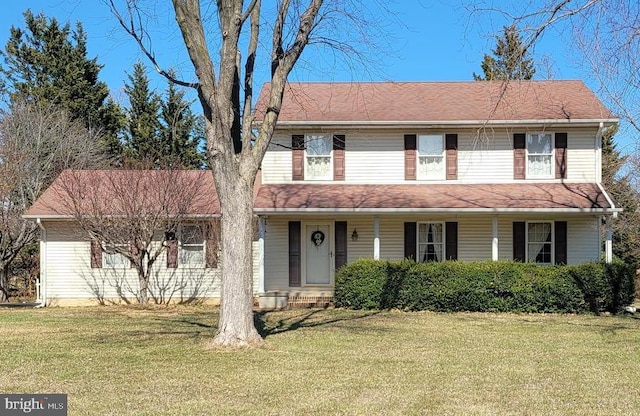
[253,309,381,339]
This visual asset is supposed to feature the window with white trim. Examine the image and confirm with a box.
[527,133,553,178]
[103,244,128,268]
[305,134,332,180]
[527,222,552,264]
[418,222,444,262]
[417,134,445,180]
[179,225,205,268]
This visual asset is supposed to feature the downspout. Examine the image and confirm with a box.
[35,218,47,307]
[597,176,618,264]
[596,123,614,263]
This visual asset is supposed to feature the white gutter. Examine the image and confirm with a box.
[267,118,619,129]
[255,207,622,214]
[35,218,46,308]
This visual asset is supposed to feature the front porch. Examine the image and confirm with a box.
[253,212,615,308]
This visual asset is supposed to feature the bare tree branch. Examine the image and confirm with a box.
[107,0,199,88]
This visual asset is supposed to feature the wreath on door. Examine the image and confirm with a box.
[311,230,325,246]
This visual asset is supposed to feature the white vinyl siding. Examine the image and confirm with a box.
[457,218,493,261]
[346,133,405,183]
[567,129,598,181]
[262,135,293,183]
[457,132,514,183]
[41,222,237,304]
[567,217,600,264]
[263,128,600,184]
[263,217,290,292]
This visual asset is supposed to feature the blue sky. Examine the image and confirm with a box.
[0,0,631,152]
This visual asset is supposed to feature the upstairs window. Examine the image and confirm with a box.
[417,134,444,180]
[180,225,205,268]
[527,133,553,178]
[418,222,443,262]
[305,134,332,180]
[527,222,552,264]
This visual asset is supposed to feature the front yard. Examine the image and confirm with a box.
[1,306,639,415]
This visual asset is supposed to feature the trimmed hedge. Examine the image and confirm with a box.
[334,259,636,314]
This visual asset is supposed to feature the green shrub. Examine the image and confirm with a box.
[334,259,387,309]
[334,259,636,314]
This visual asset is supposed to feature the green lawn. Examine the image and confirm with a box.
[1,306,639,415]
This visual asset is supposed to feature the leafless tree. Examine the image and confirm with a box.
[468,1,640,139]
[52,168,215,304]
[105,0,390,346]
[0,100,106,302]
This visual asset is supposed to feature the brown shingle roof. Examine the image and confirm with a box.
[254,80,615,124]
[25,172,616,219]
[24,170,220,218]
[254,183,615,212]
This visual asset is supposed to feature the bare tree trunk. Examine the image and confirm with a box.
[138,269,149,305]
[0,264,9,302]
[213,176,262,346]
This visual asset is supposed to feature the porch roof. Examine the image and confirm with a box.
[253,183,618,214]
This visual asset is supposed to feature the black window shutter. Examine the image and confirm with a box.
[292,135,305,149]
[292,135,305,181]
[445,134,458,180]
[445,134,458,150]
[404,134,417,150]
[513,133,526,180]
[555,133,568,179]
[166,234,178,269]
[90,240,102,269]
[554,221,568,265]
[333,135,346,181]
[513,133,526,149]
[404,222,417,260]
[513,222,526,262]
[404,134,417,180]
[335,221,348,270]
[445,222,458,260]
[555,132,568,148]
[289,221,301,287]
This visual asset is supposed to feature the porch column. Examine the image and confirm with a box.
[258,216,266,293]
[373,216,380,260]
[492,215,499,261]
[605,216,613,264]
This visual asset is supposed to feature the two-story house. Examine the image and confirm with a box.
[25,80,620,306]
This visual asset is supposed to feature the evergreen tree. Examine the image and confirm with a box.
[159,72,206,168]
[473,25,535,81]
[601,127,640,266]
[122,62,162,165]
[0,10,125,160]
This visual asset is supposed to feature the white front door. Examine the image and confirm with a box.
[305,223,331,285]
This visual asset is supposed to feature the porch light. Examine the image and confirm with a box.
[351,228,358,241]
